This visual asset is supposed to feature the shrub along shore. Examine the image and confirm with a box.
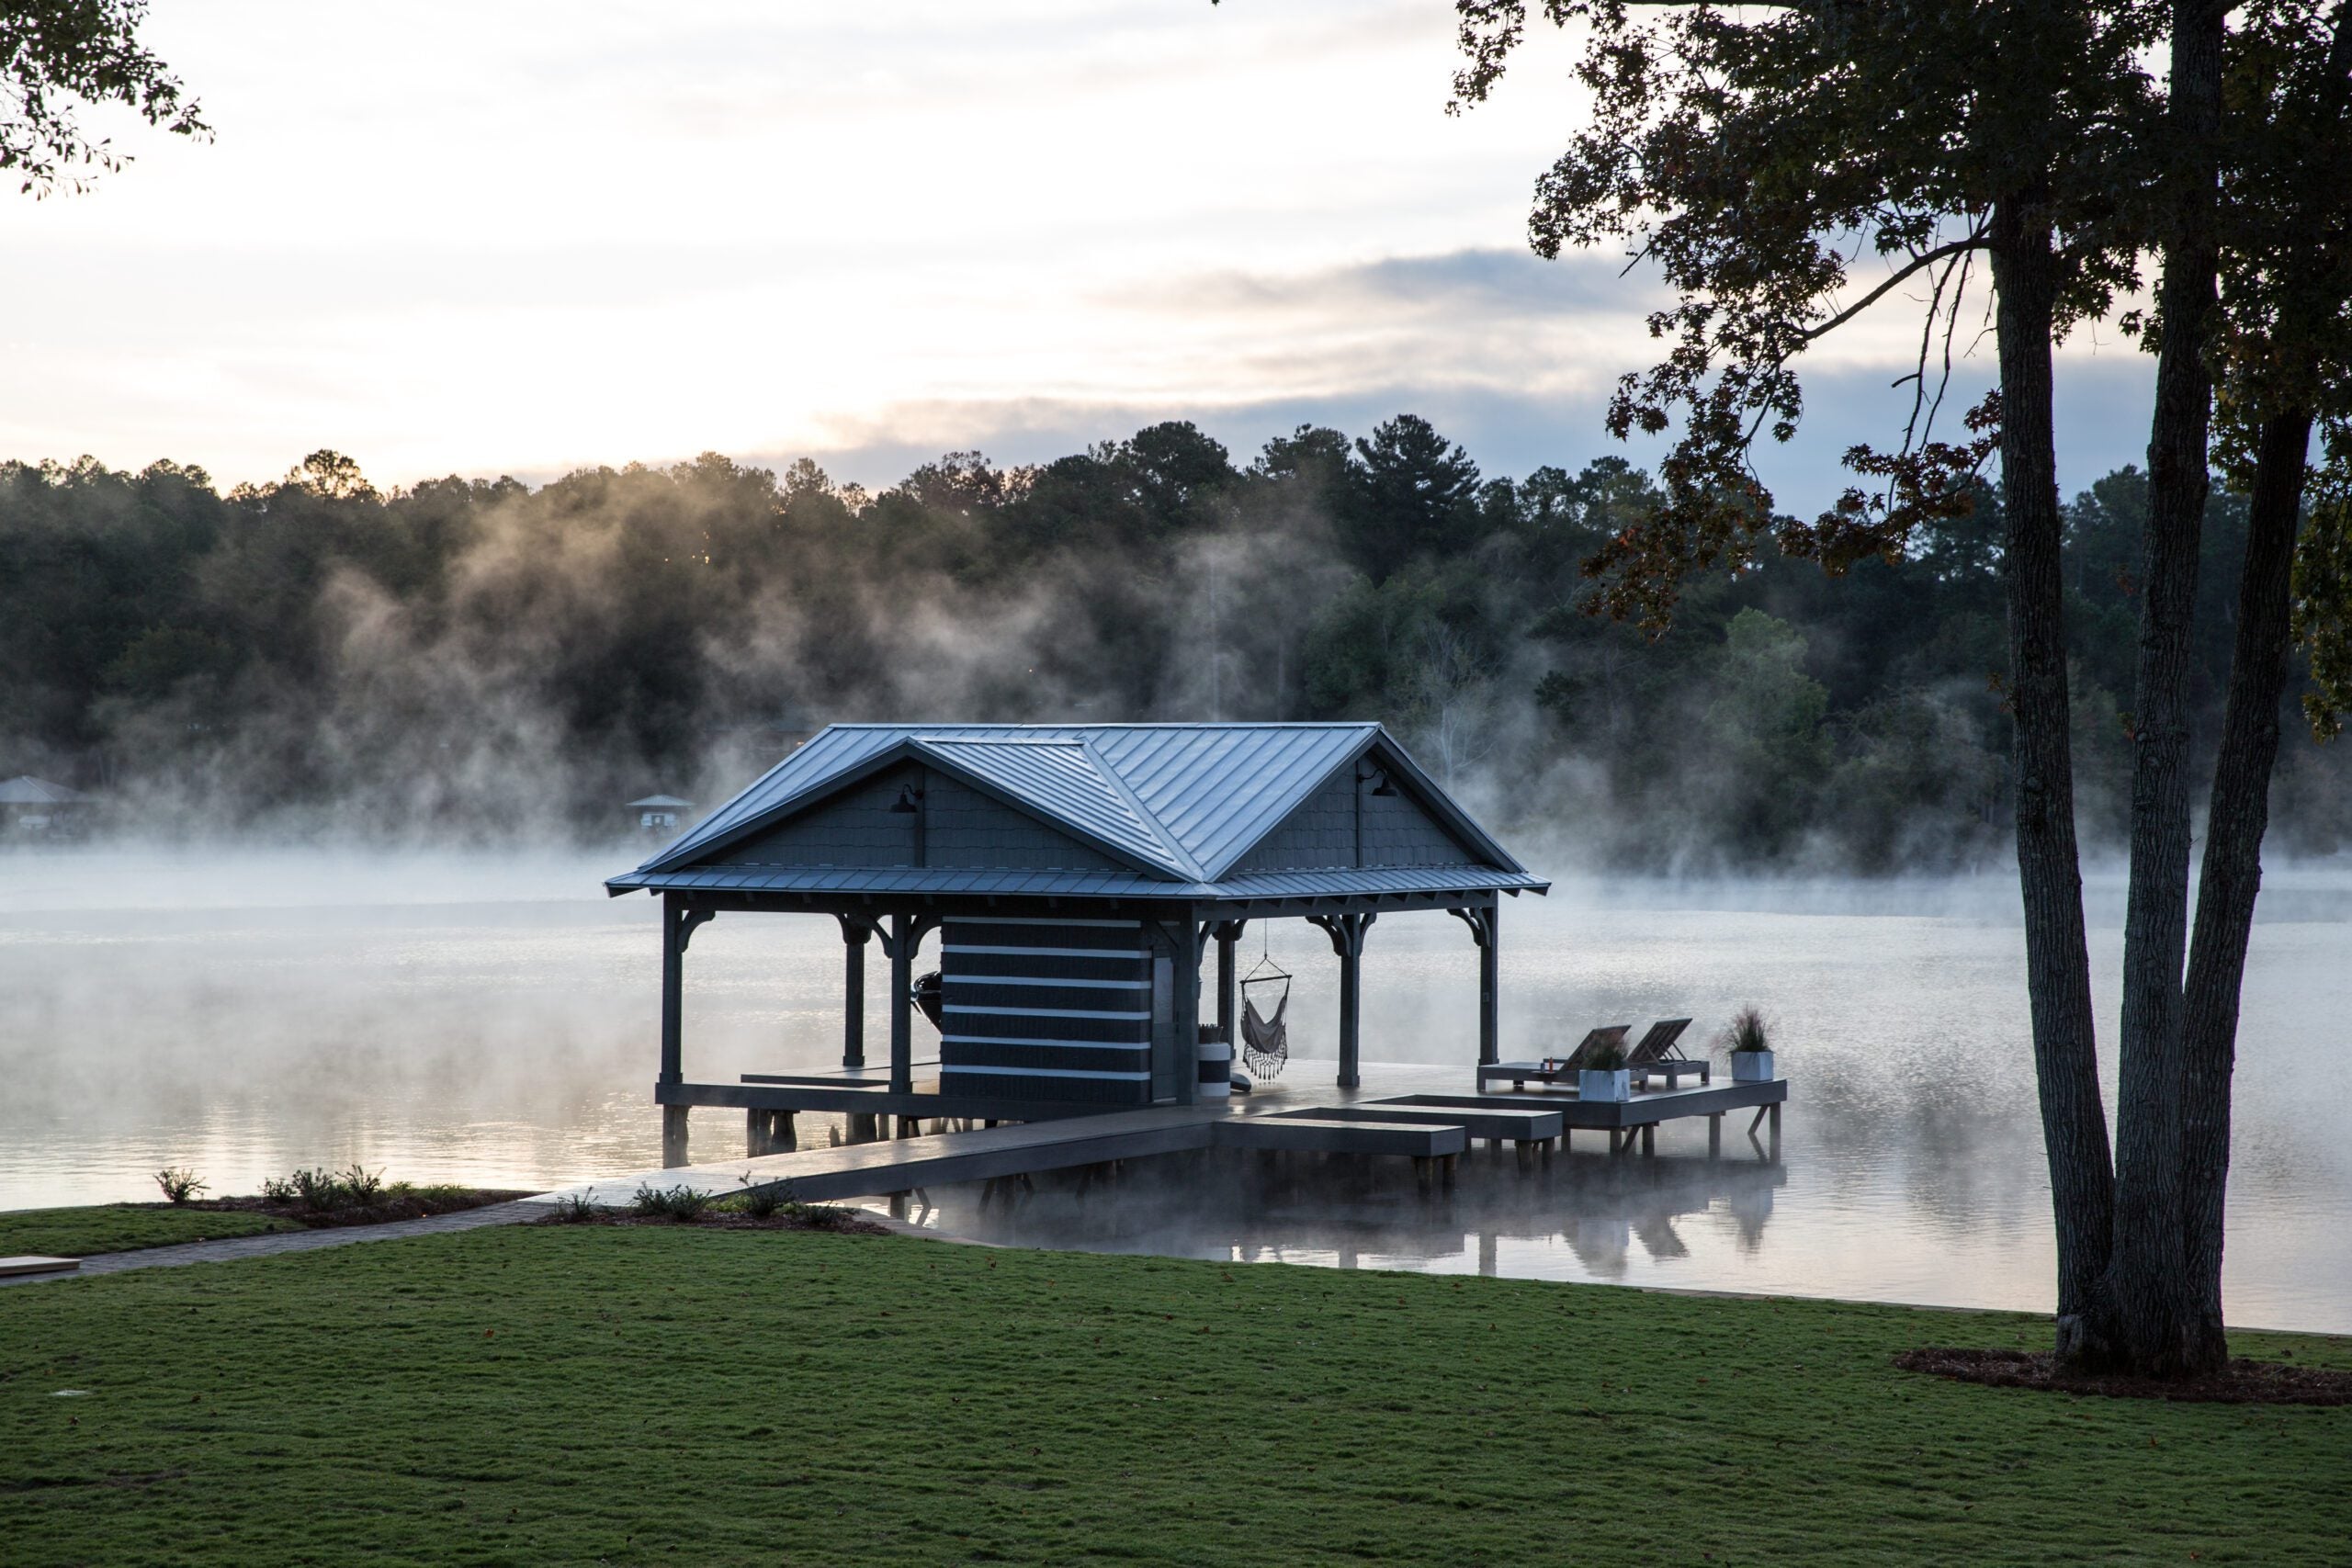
[3,1223,2347,1566]
[0,1178,526,1259]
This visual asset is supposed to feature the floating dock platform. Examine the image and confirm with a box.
[530,1059,1785,1213]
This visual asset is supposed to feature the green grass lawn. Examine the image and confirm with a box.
[0,1204,298,1258]
[3,1225,2346,1566]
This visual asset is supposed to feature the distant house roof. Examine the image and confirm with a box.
[0,775,88,806]
[607,723,1547,904]
[627,795,695,809]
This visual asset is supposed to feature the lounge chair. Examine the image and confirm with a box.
[1625,1018,1708,1089]
[1476,1025,1631,1094]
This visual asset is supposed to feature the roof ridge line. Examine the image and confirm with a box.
[1082,736,1209,882]
[904,734,1193,882]
[1187,726,1384,883]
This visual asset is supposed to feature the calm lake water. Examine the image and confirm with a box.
[4,846,2348,1332]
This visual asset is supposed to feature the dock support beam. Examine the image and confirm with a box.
[837,917,873,1071]
[1309,911,1375,1090]
[658,893,715,1168]
[747,1109,797,1156]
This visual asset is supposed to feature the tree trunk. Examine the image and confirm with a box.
[2177,411,2312,1367]
[2177,0,2352,1372]
[1989,191,2115,1357]
[2101,0,2228,1377]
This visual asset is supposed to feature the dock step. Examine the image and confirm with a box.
[1297,1103,1563,1143]
[1214,1117,1466,1157]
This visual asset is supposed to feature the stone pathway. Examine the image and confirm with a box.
[0,1201,544,1289]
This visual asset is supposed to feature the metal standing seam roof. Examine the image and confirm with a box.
[616,865,1550,900]
[612,722,1544,897]
[914,738,1201,880]
[0,776,87,806]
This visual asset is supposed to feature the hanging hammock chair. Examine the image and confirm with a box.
[1238,937,1292,1079]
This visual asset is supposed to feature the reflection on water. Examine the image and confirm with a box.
[881,1141,1789,1285]
[3,846,2348,1332]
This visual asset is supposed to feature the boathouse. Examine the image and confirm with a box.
[0,775,93,839]
[606,723,1549,1164]
[626,794,695,837]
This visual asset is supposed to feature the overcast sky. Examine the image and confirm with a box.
[0,1,2156,508]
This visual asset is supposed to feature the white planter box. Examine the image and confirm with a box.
[1731,1050,1775,1083]
[1578,1067,1631,1102]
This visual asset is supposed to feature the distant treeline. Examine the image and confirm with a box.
[4,420,2346,866]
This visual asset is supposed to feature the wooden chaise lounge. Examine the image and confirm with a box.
[1624,1017,1707,1088]
[1476,1025,1631,1094]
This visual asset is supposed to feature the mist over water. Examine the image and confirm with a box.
[4,846,2347,1331]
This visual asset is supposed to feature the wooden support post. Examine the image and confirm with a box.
[1214,921,1240,1055]
[1175,910,1202,1106]
[837,917,872,1071]
[746,1109,798,1156]
[1450,903,1499,1066]
[1149,914,1203,1105]
[879,912,933,1097]
[1708,1113,1723,1159]
[1480,906,1499,1066]
[1640,1123,1656,1156]
[658,893,713,1169]
[660,892,686,1087]
[1769,1101,1781,1161]
[1310,910,1375,1090]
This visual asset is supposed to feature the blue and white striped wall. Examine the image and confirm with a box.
[937,917,1153,1105]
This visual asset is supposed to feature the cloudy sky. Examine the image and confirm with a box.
[0,1,2156,507]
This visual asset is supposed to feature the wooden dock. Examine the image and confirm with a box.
[534,1059,1784,1212]
[531,1106,1226,1210]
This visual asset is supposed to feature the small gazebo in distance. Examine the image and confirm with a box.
[605,722,1548,1165]
[0,775,94,839]
[626,794,695,838]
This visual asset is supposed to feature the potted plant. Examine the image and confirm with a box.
[1578,1033,1631,1103]
[1724,1006,1775,1082]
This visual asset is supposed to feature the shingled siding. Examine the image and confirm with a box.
[713,768,915,866]
[1227,775,1477,874]
[1362,784,1477,865]
[938,918,1152,1105]
[922,772,1125,870]
[705,763,1121,871]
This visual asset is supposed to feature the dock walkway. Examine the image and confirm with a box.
[535,1106,1228,1210]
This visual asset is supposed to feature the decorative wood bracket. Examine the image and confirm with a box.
[1307,910,1376,958]
[673,901,718,953]
[1446,906,1493,949]
[876,912,941,959]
